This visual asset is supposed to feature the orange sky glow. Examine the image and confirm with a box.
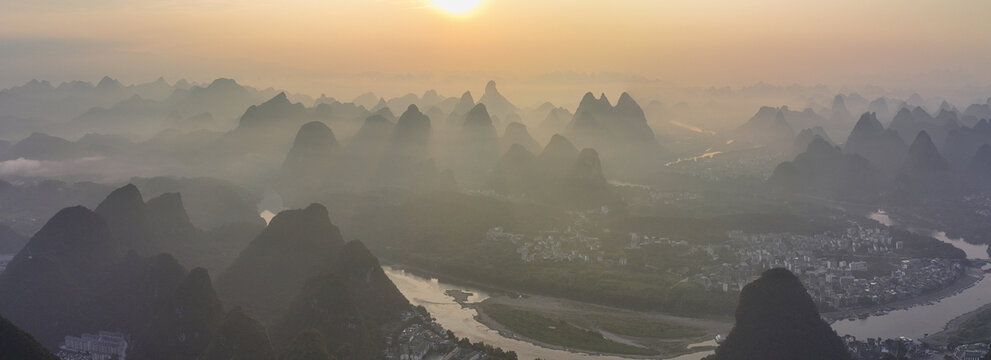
[2,0,989,100]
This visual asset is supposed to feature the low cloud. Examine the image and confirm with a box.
[0,158,43,175]
[0,156,113,179]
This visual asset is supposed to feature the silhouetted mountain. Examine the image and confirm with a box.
[970,144,991,173]
[903,131,949,174]
[146,192,198,244]
[614,92,658,143]
[378,105,432,188]
[371,98,388,112]
[15,206,121,270]
[889,107,958,146]
[935,108,962,129]
[478,81,518,121]
[5,132,79,161]
[238,92,309,129]
[0,313,58,360]
[96,76,124,91]
[569,92,656,145]
[770,136,877,199]
[216,204,345,323]
[775,107,829,137]
[939,117,991,168]
[331,240,411,326]
[0,179,114,236]
[284,329,331,360]
[130,268,224,360]
[214,92,315,159]
[736,107,796,147]
[311,100,370,123]
[964,104,991,123]
[200,307,277,360]
[349,114,394,152]
[558,148,615,208]
[0,205,190,349]
[539,107,573,131]
[77,133,134,155]
[710,268,849,360]
[445,91,476,128]
[463,104,499,141]
[133,77,174,101]
[867,97,891,123]
[352,92,379,110]
[537,134,580,182]
[346,115,394,184]
[72,94,184,135]
[843,112,907,175]
[566,148,608,189]
[0,225,28,255]
[272,274,373,360]
[97,183,253,276]
[939,100,957,112]
[501,122,541,154]
[130,176,265,230]
[424,106,447,127]
[421,89,444,109]
[281,121,344,203]
[165,78,260,121]
[829,95,855,130]
[371,106,396,123]
[95,184,163,255]
[892,130,956,196]
[454,104,501,185]
[489,144,539,196]
[792,127,832,155]
[968,144,991,190]
[386,94,420,115]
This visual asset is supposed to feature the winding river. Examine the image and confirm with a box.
[385,209,991,358]
[829,210,991,339]
[385,267,714,360]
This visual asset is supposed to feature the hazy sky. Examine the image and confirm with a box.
[2,0,990,98]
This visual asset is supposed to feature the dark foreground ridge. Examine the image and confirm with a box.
[709,268,850,360]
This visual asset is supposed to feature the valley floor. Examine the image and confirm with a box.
[471,290,731,358]
[822,271,984,322]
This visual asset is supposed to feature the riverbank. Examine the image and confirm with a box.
[924,300,991,345]
[472,290,730,359]
[382,261,730,359]
[379,258,528,298]
[824,271,983,322]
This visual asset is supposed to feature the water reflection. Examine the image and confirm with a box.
[831,274,991,340]
[665,151,723,167]
[831,211,991,338]
[930,231,990,260]
[869,210,989,260]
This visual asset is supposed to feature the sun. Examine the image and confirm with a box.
[431,0,482,14]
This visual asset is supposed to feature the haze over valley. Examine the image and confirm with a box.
[3,1,991,360]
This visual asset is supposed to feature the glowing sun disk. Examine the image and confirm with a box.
[432,0,482,14]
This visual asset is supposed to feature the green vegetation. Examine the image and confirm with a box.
[351,192,740,317]
[948,307,991,344]
[585,314,705,339]
[455,337,518,360]
[480,304,659,356]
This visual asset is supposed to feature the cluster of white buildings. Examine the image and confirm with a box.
[693,229,964,311]
[487,225,621,265]
[58,331,128,360]
[384,309,501,360]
